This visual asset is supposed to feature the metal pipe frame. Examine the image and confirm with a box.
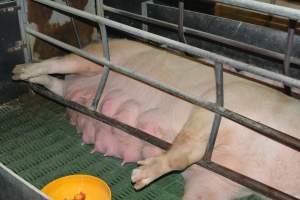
[103,4,300,67]
[18,0,300,199]
[214,0,300,21]
[90,0,111,110]
[26,27,300,152]
[30,0,300,89]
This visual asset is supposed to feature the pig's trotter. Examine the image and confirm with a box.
[12,63,44,80]
[12,57,62,80]
[131,154,171,190]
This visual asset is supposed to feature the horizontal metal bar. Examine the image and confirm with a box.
[199,161,297,200]
[103,4,300,66]
[26,27,300,152]
[31,0,300,89]
[31,84,170,149]
[214,0,300,21]
[30,84,297,200]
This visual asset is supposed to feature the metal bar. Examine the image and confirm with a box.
[0,162,50,200]
[16,0,32,63]
[214,0,300,21]
[283,20,297,95]
[177,0,187,43]
[64,0,82,48]
[199,161,297,200]
[103,4,300,66]
[26,27,300,152]
[141,0,152,32]
[90,0,110,110]
[203,62,224,161]
[265,0,277,27]
[30,84,298,200]
[30,0,300,89]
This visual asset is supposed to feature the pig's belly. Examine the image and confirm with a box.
[63,69,202,162]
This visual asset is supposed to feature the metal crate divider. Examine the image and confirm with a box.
[16,0,300,199]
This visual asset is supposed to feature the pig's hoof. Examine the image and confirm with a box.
[12,63,42,80]
[131,156,169,190]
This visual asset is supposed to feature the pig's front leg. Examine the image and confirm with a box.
[12,54,101,81]
[131,107,214,189]
[12,43,102,81]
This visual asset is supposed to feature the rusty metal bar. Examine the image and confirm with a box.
[26,28,300,153]
[30,0,300,89]
[30,84,298,200]
[203,62,224,161]
[90,0,110,110]
[283,20,297,95]
[103,4,300,66]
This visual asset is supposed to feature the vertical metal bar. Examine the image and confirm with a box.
[64,0,82,48]
[178,0,186,43]
[17,0,32,63]
[90,0,110,110]
[283,19,297,95]
[265,0,277,27]
[203,62,224,161]
[141,1,153,32]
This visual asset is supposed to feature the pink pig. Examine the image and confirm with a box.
[13,39,300,199]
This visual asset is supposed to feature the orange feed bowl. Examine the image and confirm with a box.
[41,175,111,200]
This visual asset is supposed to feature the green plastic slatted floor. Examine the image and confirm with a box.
[0,96,261,200]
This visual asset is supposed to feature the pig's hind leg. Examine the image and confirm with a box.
[131,107,214,190]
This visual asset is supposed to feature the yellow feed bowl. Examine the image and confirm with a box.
[41,175,111,200]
